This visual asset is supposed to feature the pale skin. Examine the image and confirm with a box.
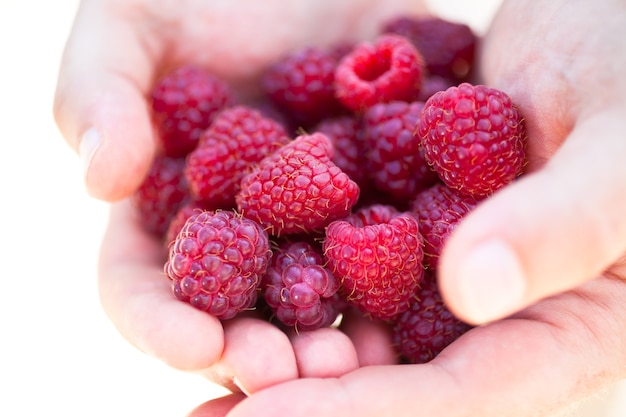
[54,0,626,416]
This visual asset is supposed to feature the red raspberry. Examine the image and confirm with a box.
[323,204,425,321]
[392,274,472,364]
[131,156,189,237]
[363,101,438,202]
[262,241,343,331]
[314,115,370,190]
[164,201,212,248]
[334,34,425,112]
[418,75,456,102]
[185,106,290,207]
[236,132,360,237]
[418,83,526,198]
[410,183,480,272]
[261,46,345,126]
[382,16,477,81]
[151,65,235,157]
[164,210,272,320]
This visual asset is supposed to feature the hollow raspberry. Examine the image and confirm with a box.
[323,204,425,321]
[392,273,472,364]
[164,210,272,320]
[185,105,290,207]
[418,83,526,198]
[151,65,235,157]
[382,16,477,81]
[131,156,190,237]
[334,34,425,112]
[363,100,438,202]
[410,183,481,272]
[262,241,343,331]
[236,132,360,237]
[261,46,345,127]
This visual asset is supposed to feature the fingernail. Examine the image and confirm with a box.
[456,239,526,323]
[79,127,101,182]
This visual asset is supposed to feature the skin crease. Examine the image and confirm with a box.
[52,0,626,416]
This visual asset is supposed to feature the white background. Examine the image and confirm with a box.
[0,0,624,416]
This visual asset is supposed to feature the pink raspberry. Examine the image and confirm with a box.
[151,65,235,157]
[323,204,425,321]
[164,210,272,320]
[382,16,477,81]
[363,100,438,202]
[417,83,526,198]
[334,34,425,112]
[185,105,290,207]
[164,201,212,248]
[410,183,481,271]
[261,46,345,126]
[262,241,343,331]
[236,132,360,237]
[131,156,190,237]
[392,274,471,363]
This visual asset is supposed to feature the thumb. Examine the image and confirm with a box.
[53,1,158,201]
[439,108,626,324]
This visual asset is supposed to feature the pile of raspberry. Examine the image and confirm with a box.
[132,15,527,364]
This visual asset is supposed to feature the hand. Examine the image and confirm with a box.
[53,0,427,396]
[186,1,626,415]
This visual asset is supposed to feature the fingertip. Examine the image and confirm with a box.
[289,327,360,377]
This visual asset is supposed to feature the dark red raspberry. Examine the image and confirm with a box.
[164,210,272,320]
[382,16,477,81]
[262,241,344,331]
[363,100,438,201]
[323,204,425,321]
[314,115,370,190]
[392,274,472,364]
[418,75,456,102]
[410,183,481,272]
[261,46,345,127]
[131,156,189,237]
[151,65,235,157]
[334,34,425,112]
[418,83,526,198]
[236,132,360,237]
[185,106,290,207]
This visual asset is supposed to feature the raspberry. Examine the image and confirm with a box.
[164,210,272,320]
[151,65,235,157]
[262,241,343,331]
[314,115,370,190]
[236,132,360,237]
[418,83,526,197]
[164,201,212,248]
[382,16,477,81]
[392,274,471,364]
[323,204,425,321]
[131,156,189,237]
[418,75,456,102]
[363,101,438,201]
[185,105,290,207]
[261,46,345,126]
[334,34,425,112]
[410,183,480,271]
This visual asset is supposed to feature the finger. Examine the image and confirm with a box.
[438,109,626,324]
[288,327,360,378]
[98,201,225,370]
[54,1,160,201]
[202,317,298,395]
[340,309,398,366]
[226,277,626,417]
[187,393,246,417]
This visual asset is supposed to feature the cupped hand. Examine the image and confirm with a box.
[54,0,428,395]
[186,1,626,415]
